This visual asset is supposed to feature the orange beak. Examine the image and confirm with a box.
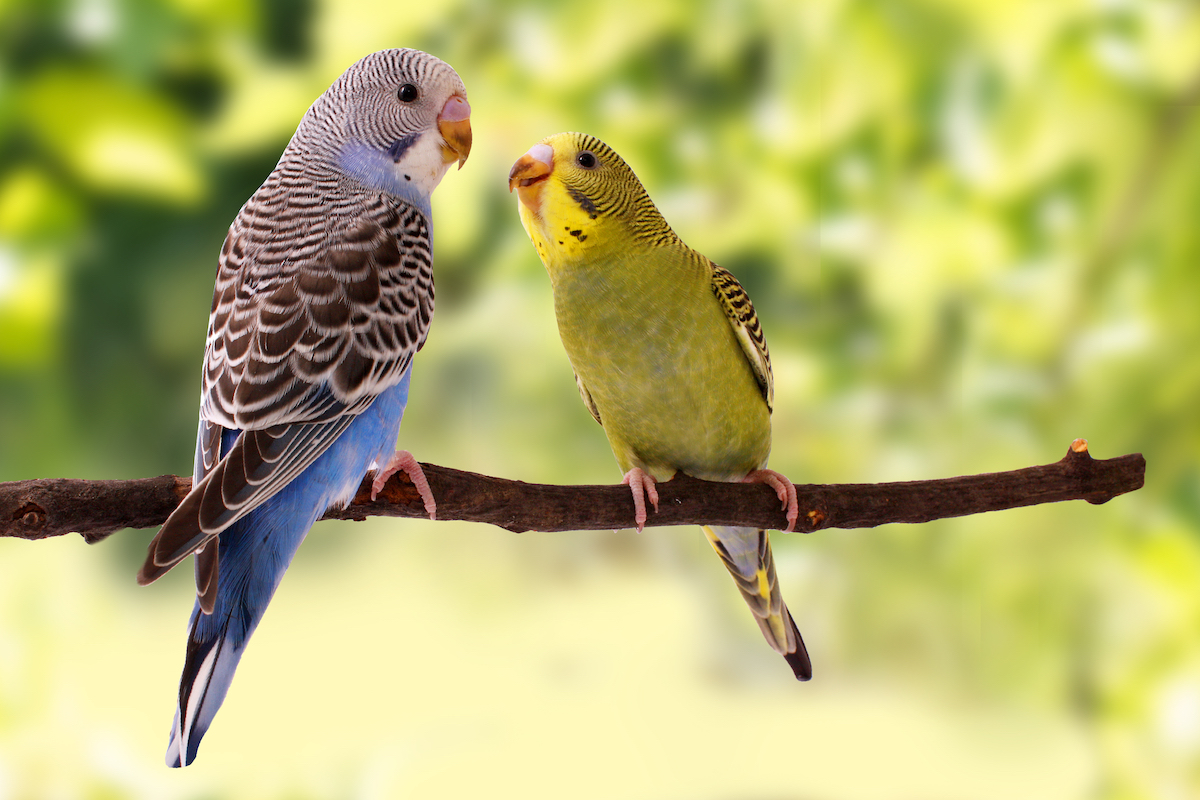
[508,143,553,212]
[437,95,472,169]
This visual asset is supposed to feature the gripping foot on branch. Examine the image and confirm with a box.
[743,469,799,533]
[371,451,437,520]
[621,467,660,533]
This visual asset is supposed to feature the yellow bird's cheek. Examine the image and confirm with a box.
[543,223,594,258]
[517,205,554,269]
[517,201,537,241]
[520,179,610,275]
[519,206,598,269]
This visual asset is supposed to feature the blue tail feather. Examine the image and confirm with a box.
[164,370,412,766]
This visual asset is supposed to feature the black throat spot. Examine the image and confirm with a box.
[567,186,599,219]
[387,132,423,163]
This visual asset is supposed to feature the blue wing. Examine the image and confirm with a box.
[138,194,434,588]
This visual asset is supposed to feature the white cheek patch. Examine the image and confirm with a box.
[391,132,453,197]
[338,133,453,217]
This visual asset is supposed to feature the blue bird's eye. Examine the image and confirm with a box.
[397,83,419,103]
[577,151,598,169]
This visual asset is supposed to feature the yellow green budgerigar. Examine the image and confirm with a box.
[509,132,811,680]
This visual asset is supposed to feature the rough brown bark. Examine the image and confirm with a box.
[0,439,1144,544]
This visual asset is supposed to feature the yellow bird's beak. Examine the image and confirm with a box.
[437,95,472,169]
[508,143,553,213]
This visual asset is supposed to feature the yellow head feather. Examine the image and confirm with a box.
[509,132,679,275]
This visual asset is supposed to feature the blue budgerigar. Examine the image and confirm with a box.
[136,48,471,767]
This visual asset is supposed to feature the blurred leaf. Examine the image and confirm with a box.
[0,250,60,368]
[21,68,205,202]
[0,166,81,240]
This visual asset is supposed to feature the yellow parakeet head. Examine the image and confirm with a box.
[508,132,678,271]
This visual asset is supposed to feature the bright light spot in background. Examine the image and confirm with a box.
[1071,319,1152,368]
[1146,0,1190,31]
[655,188,718,230]
[1157,675,1200,757]
[80,127,202,203]
[1039,193,1078,237]
[66,0,118,44]
[0,247,17,302]
[836,154,873,193]
[753,96,791,144]
[940,59,996,187]
[810,215,876,260]
[598,85,638,127]
[674,128,708,165]
[508,10,559,75]
[1092,33,1144,81]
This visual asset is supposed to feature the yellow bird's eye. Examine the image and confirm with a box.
[576,151,598,169]
[397,83,419,103]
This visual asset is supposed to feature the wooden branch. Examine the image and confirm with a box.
[0,439,1144,545]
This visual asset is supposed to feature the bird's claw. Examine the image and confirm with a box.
[621,467,659,533]
[744,469,799,532]
[372,450,437,520]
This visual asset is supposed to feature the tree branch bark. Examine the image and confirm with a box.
[0,439,1143,544]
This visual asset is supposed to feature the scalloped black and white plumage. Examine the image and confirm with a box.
[135,48,471,767]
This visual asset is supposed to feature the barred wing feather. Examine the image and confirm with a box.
[138,182,434,588]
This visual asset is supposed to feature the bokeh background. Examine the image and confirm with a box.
[0,0,1197,797]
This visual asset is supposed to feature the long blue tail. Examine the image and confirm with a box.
[165,486,322,767]
[163,372,412,767]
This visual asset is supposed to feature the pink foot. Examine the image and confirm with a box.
[744,469,799,532]
[621,467,660,533]
[372,450,437,520]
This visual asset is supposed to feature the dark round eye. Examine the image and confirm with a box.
[397,83,419,103]
[576,151,598,169]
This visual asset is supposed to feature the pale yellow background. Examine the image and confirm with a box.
[1,0,1196,797]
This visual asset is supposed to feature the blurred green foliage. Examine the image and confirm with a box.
[1,0,1199,797]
